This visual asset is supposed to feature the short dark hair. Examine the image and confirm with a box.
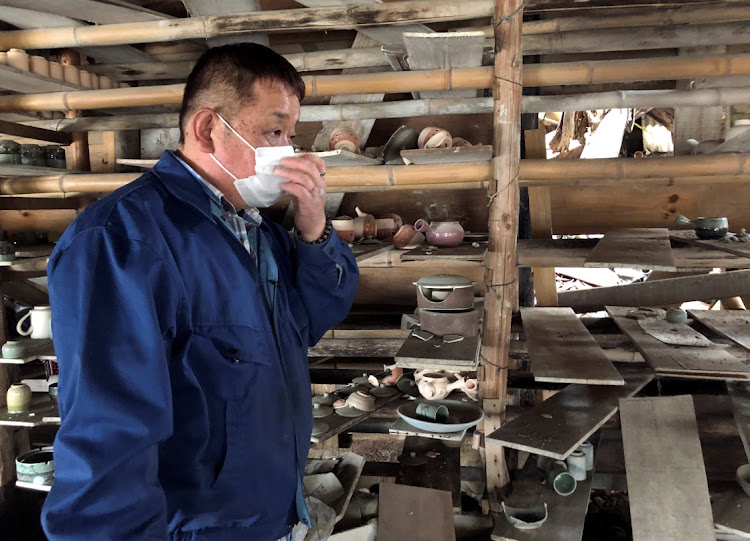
[178,43,305,143]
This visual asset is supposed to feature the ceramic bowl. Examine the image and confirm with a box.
[392,225,424,250]
[2,340,25,359]
[329,126,360,154]
[418,127,452,149]
[346,390,375,412]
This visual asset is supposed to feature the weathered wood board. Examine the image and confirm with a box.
[378,483,456,541]
[520,307,624,385]
[400,145,493,165]
[486,365,653,460]
[619,396,715,541]
[491,453,594,541]
[670,229,750,260]
[689,309,750,352]
[637,318,714,347]
[394,333,480,370]
[310,392,403,444]
[585,228,677,271]
[607,306,750,380]
[726,381,750,461]
[399,244,487,262]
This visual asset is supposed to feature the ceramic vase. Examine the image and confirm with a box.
[7,383,32,413]
[414,220,464,247]
[7,49,29,72]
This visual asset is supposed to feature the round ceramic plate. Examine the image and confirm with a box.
[312,393,337,406]
[312,419,329,436]
[396,378,420,398]
[370,385,399,398]
[397,400,484,433]
[338,384,367,396]
[312,404,333,418]
[335,406,367,418]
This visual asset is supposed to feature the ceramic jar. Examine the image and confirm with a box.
[375,218,398,240]
[332,217,355,243]
[0,140,22,165]
[463,378,479,401]
[63,64,80,86]
[414,220,464,247]
[20,144,44,166]
[44,146,67,169]
[2,340,25,359]
[346,390,375,412]
[29,56,50,78]
[566,449,587,481]
[7,49,29,72]
[726,119,750,141]
[329,126,360,154]
[418,127,452,149]
[353,208,376,240]
[414,274,475,310]
[7,383,32,413]
[417,372,465,400]
[79,70,92,88]
[17,305,52,340]
[48,61,64,81]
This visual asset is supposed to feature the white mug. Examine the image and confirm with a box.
[16,305,52,339]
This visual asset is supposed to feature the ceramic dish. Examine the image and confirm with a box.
[370,385,399,398]
[396,378,420,398]
[334,406,366,418]
[397,399,484,433]
[312,403,333,418]
[311,419,329,436]
[312,393,337,406]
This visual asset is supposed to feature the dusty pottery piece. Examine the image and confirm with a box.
[312,403,333,418]
[311,419,329,436]
[0,241,16,262]
[79,70,92,88]
[29,56,50,78]
[48,383,58,402]
[370,384,399,398]
[417,372,465,400]
[0,52,6,65]
[675,214,729,240]
[6,383,32,413]
[737,464,750,497]
[90,74,100,89]
[538,458,577,496]
[412,329,434,342]
[451,137,473,148]
[346,390,375,412]
[16,447,54,485]
[502,502,549,530]
[463,378,479,401]
[566,449,587,481]
[665,308,688,324]
[414,220,464,248]
[414,274,475,311]
[418,127,452,149]
[382,126,419,164]
[352,373,374,387]
[17,305,52,340]
[7,49,30,72]
[375,218,398,240]
[354,208,377,239]
[48,61,64,81]
[396,378,420,398]
[415,401,449,422]
[397,399,483,433]
[335,405,366,418]
[312,392,337,406]
[392,225,425,250]
[578,441,594,471]
[99,76,114,89]
[63,65,80,85]
[329,126,360,154]
[443,334,464,344]
[2,340,26,359]
[385,213,403,230]
[418,308,478,337]
[332,217,355,243]
[332,399,347,409]
[398,451,428,466]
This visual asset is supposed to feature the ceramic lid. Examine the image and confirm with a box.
[413,274,475,289]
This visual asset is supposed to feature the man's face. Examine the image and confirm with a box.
[212,79,300,179]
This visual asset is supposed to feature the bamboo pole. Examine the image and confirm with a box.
[0,0,495,50]
[60,50,90,173]
[21,86,750,133]
[5,53,750,113]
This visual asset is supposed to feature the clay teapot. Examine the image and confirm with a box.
[417,372,465,400]
[414,220,464,247]
[675,214,729,240]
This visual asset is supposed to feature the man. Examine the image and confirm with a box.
[42,43,359,541]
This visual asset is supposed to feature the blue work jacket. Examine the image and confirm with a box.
[41,151,359,541]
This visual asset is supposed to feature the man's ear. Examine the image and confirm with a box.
[190,108,218,154]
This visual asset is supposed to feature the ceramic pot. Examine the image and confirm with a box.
[418,127,452,149]
[346,390,375,412]
[414,274,475,310]
[353,208,376,240]
[99,76,114,89]
[6,383,32,413]
[79,70,92,88]
[329,126,360,154]
[665,308,688,324]
[90,74,100,89]
[2,340,25,359]
[675,214,728,240]
[375,218,398,240]
[29,56,50,78]
[392,225,424,250]
[7,49,29,72]
[48,61,64,81]
[414,219,464,247]
[726,119,750,141]
[16,447,54,485]
[332,217,355,243]
[63,65,80,86]
[451,137,473,148]
[417,372,465,400]
[418,308,478,337]
[16,305,52,339]
[463,378,479,401]
[566,449,587,481]
[578,441,594,471]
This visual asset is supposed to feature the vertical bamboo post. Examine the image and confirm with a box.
[60,50,91,172]
[482,0,523,509]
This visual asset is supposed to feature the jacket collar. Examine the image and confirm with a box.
[151,150,215,222]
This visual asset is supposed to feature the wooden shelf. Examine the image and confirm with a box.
[311,392,404,444]
[0,339,55,365]
[0,398,58,427]
[0,164,69,177]
[0,64,85,94]
[16,479,52,492]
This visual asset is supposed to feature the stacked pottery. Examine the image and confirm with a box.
[329,126,360,154]
[331,210,406,244]
[413,274,478,342]
[414,369,478,401]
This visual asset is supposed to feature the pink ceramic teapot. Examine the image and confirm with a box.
[414,220,464,247]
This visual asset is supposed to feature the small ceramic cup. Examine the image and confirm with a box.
[332,217,355,243]
[329,126,360,154]
[578,441,594,471]
[418,127,452,149]
[566,449,587,481]
[415,401,449,422]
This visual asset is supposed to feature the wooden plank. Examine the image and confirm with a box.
[491,451,595,541]
[670,229,750,260]
[377,483,455,541]
[619,395,715,541]
[607,306,750,380]
[394,333,480,371]
[486,365,653,460]
[637,318,715,347]
[0,398,58,428]
[483,398,506,513]
[726,381,750,461]
[0,120,72,146]
[350,243,391,263]
[397,436,461,510]
[400,244,487,262]
[585,228,677,271]
[0,64,84,94]
[309,392,402,444]
[401,145,493,165]
[0,0,170,23]
[559,270,750,313]
[520,307,624,385]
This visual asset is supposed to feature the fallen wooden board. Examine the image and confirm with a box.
[585,228,677,271]
[394,333,480,371]
[558,270,750,313]
[620,396,715,541]
[520,307,624,385]
[689,310,750,353]
[399,244,487,262]
[491,449,595,541]
[401,145,493,165]
[608,306,750,380]
[377,483,456,541]
[671,229,750,260]
[486,365,653,460]
[726,381,750,461]
[637,318,714,347]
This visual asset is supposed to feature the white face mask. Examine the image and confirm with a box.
[209,113,295,208]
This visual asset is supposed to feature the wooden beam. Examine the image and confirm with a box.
[181,0,268,47]
[558,270,750,313]
[0,0,171,23]
[60,50,90,173]
[0,119,72,146]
